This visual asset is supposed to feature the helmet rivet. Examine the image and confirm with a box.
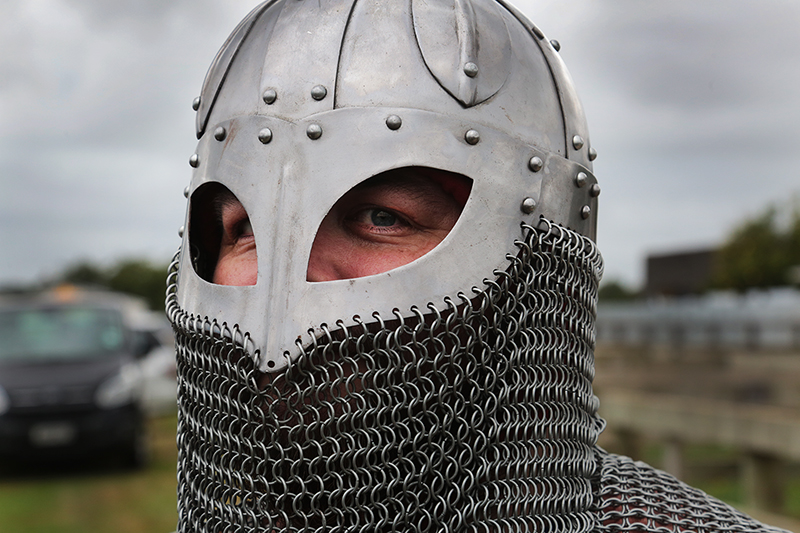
[214,126,227,141]
[528,156,544,172]
[307,123,323,140]
[183,186,190,198]
[581,205,591,219]
[464,62,479,78]
[189,154,199,168]
[575,172,587,187]
[178,226,185,238]
[550,39,561,52]
[262,88,277,105]
[590,183,601,197]
[311,85,327,101]
[258,128,273,144]
[386,115,402,130]
[588,147,598,161]
[465,129,480,145]
[191,96,201,111]
[572,135,584,150]
[521,197,537,214]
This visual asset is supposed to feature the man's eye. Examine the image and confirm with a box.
[346,207,409,234]
[370,210,397,227]
[238,218,254,238]
[225,216,254,242]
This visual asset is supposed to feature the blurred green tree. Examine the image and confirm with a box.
[598,280,639,302]
[789,212,800,276]
[107,259,169,311]
[56,259,168,310]
[61,261,109,286]
[713,206,800,290]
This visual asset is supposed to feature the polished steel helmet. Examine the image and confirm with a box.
[174,0,600,373]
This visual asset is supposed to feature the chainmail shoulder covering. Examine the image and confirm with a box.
[592,451,790,533]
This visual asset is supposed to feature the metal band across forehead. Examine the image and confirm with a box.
[178,107,597,372]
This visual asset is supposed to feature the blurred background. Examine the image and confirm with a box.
[0,0,799,531]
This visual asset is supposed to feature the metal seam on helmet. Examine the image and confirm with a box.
[331,0,365,111]
[493,0,576,161]
[196,0,279,138]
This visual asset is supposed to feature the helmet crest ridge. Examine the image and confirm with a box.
[412,0,512,107]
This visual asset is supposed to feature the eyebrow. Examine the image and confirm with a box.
[213,189,240,225]
[357,171,467,212]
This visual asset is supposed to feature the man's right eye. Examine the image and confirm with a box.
[219,199,254,243]
[346,207,411,236]
[188,182,258,284]
[370,210,397,227]
[236,218,254,238]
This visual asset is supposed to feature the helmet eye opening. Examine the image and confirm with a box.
[306,166,472,283]
[189,182,258,286]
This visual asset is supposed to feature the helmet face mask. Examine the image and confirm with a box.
[176,0,600,371]
[178,105,598,370]
[170,1,603,531]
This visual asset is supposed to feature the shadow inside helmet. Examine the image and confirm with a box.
[189,182,258,286]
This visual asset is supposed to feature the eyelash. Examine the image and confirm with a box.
[348,207,409,233]
[226,216,253,241]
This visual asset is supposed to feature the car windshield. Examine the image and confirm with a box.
[0,306,125,363]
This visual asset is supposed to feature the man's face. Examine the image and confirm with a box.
[211,168,471,286]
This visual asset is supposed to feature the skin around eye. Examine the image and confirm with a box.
[213,198,257,286]
[236,218,254,238]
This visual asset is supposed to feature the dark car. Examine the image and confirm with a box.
[0,289,153,467]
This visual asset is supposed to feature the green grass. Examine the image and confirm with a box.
[6,416,799,530]
[0,415,178,533]
[786,477,800,517]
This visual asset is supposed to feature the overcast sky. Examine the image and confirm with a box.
[1,0,798,288]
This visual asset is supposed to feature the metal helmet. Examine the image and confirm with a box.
[168,0,604,531]
[174,0,600,371]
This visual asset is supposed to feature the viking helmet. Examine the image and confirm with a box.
[174,0,599,371]
[169,1,603,531]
